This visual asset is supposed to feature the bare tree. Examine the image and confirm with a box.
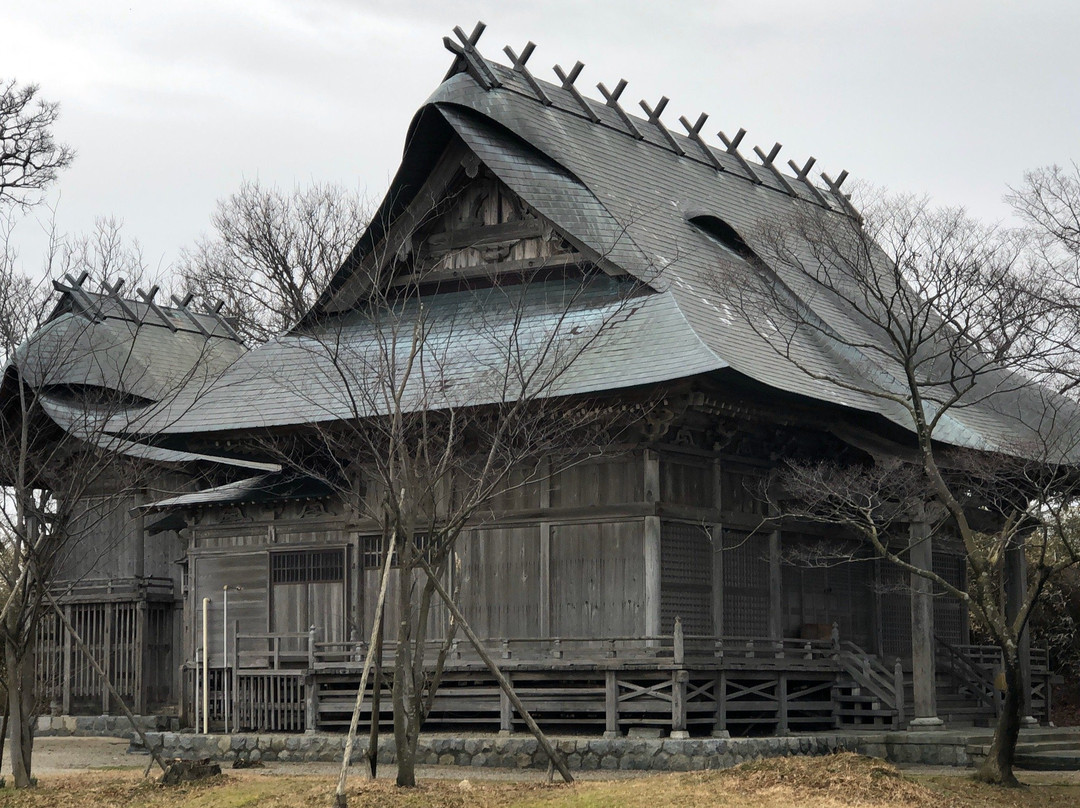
[0,218,237,785]
[719,193,1080,786]
[176,180,370,342]
[0,80,75,210]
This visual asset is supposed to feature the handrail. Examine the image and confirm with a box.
[934,635,997,710]
[835,640,900,711]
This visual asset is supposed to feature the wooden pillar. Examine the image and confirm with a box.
[777,673,789,735]
[712,672,730,737]
[768,526,783,642]
[539,456,552,638]
[102,603,113,715]
[604,670,619,738]
[134,600,147,715]
[1005,539,1037,725]
[499,675,514,735]
[908,520,942,728]
[62,605,72,715]
[305,624,317,732]
[644,450,662,639]
[711,457,724,637]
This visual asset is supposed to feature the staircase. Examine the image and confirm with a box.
[834,642,902,728]
[966,728,1080,771]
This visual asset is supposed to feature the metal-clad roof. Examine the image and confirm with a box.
[140,54,1078,459]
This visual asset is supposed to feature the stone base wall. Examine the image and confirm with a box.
[36,714,179,738]
[136,731,952,771]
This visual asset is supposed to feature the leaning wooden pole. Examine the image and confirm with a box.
[46,593,169,776]
[333,528,398,808]
[417,556,574,784]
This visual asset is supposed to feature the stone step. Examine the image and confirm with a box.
[1015,750,1080,771]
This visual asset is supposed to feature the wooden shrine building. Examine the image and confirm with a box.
[9,25,1057,738]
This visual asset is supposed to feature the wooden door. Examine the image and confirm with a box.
[270,549,347,656]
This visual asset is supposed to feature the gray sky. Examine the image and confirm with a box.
[5,0,1079,277]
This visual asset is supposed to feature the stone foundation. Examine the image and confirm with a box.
[135,731,890,771]
[36,714,179,738]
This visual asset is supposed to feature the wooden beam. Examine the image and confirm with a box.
[422,219,549,254]
[786,156,831,207]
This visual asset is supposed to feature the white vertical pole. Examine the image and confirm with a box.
[223,586,229,734]
[202,597,210,734]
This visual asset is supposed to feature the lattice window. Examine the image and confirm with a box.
[933,550,967,645]
[877,558,911,658]
[660,522,713,635]
[722,529,769,637]
[359,534,433,570]
[271,549,345,584]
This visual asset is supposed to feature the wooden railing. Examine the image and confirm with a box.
[935,635,998,711]
[49,576,175,602]
[834,640,903,726]
[302,633,839,670]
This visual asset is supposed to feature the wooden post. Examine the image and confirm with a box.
[671,670,689,739]
[768,525,783,643]
[62,604,72,715]
[499,678,514,735]
[418,556,574,783]
[644,450,662,640]
[712,672,729,737]
[102,603,113,714]
[135,600,147,715]
[908,519,942,728]
[539,456,552,638]
[711,457,724,637]
[604,670,619,738]
[305,625,317,733]
[671,617,688,739]
[777,673,789,735]
[231,620,240,732]
[894,659,906,728]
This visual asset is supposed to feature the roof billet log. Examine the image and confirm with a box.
[598,80,644,140]
[639,96,685,157]
[503,42,552,106]
[553,62,601,123]
[443,23,501,90]
[752,143,798,197]
[717,129,762,184]
[787,156,831,208]
[443,21,850,214]
[678,113,724,172]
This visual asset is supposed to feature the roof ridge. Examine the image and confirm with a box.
[442,21,861,221]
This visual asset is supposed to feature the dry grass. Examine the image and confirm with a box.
[2,753,1079,808]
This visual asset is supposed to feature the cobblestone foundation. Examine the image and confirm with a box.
[135,731,953,771]
[36,714,179,738]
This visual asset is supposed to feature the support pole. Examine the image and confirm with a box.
[202,597,210,734]
[418,556,574,783]
[223,586,229,734]
[334,528,398,808]
[908,520,942,728]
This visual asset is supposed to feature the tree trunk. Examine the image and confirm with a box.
[392,566,417,788]
[5,643,35,788]
[366,610,383,779]
[975,651,1023,786]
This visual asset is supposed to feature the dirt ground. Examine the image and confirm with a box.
[2,740,1080,808]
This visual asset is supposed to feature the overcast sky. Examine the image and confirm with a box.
[5,0,1079,277]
